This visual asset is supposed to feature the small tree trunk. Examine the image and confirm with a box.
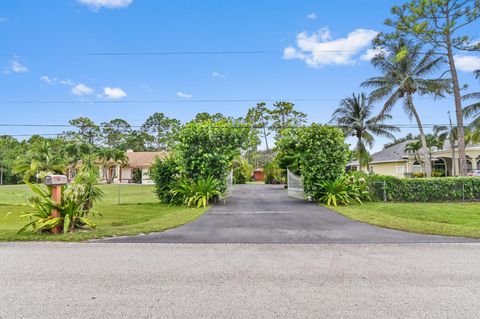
[409,96,432,177]
[357,138,363,172]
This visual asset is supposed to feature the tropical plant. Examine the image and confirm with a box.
[232,156,252,184]
[362,37,451,177]
[331,93,399,171]
[13,140,66,181]
[171,176,223,208]
[16,178,102,234]
[317,173,371,207]
[96,147,128,183]
[263,161,284,184]
[386,1,480,176]
[405,140,422,164]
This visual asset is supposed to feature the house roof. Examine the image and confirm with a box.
[126,151,168,168]
[348,140,417,166]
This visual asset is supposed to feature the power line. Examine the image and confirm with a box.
[0,97,453,104]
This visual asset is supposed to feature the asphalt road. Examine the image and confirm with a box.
[99,184,478,244]
[2,243,480,319]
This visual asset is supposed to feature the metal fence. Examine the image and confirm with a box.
[369,180,480,203]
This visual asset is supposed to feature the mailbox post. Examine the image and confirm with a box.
[44,175,68,234]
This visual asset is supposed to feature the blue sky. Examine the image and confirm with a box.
[1,0,479,151]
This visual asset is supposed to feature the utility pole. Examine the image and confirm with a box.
[448,111,456,176]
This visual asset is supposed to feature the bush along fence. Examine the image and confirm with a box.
[368,176,480,202]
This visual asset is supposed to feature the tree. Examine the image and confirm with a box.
[269,102,307,140]
[405,140,423,164]
[123,130,152,152]
[13,139,66,181]
[463,70,480,128]
[193,112,228,123]
[385,0,480,175]
[245,103,271,150]
[175,119,248,190]
[96,147,128,184]
[331,93,399,171]
[0,136,22,185]
[362,37,451,177]
[275,124,349,200]
[141,113,180,150]
[66,117,101,144]
[101,119,132,148]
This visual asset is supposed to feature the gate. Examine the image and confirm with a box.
[287,168,305,200]
[225,170,234,198]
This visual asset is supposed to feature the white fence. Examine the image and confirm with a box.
[287,169,305,200]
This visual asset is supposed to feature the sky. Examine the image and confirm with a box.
[1,0,480,152]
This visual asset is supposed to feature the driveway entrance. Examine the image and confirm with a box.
[99,184,477,243]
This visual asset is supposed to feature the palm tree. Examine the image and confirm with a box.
[463,70,480,129]
[96,147,128,183]
[362,38,451,177]
[331,93,399,171]
[13,140,66,181]
[405,140,422,165]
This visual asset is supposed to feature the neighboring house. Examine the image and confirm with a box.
[347,140,480,178]
[67,151,167,184]
[108,150,168,184]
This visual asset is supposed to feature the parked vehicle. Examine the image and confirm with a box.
[467,170,480,177]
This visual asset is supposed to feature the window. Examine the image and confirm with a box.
[396,166,405,174]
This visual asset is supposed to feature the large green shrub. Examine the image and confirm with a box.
[174,119,248,190]
[232,156,252,184]
[150,156,180,204]
[368,175,480,202]
[263,161,284,184]
[276,124,349,199]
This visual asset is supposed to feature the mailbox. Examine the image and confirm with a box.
[44,175,68,186]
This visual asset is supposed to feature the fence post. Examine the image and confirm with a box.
[383,181,387,202]
[462,181,465,202]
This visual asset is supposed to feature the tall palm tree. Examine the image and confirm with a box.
[463,70,480,129]
[331,93,399,171]
[362,38,451,177]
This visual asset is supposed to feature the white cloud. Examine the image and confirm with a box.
[306,13,317,20]
[77,0,133,10]
[283,27,378,68]
[59,79,75,86]
[454,55,480,73]
[360,47,389,61]
[72,83,94,96]
[40,75,57,84]
[103,87,127,99]
[10,60,28,73]
[212,72,226,79]
[176,91,192,98]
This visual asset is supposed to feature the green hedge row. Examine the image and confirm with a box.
[367,175,480,202]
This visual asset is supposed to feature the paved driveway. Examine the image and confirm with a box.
[99,184,478,244]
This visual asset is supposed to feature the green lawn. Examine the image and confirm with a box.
[332,202,480,238]
[0,184,207,241]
